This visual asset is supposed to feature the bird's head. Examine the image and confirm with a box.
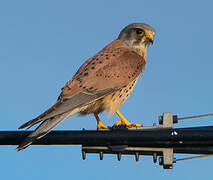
[118,23,155,57]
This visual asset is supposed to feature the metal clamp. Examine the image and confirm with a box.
[81,145,175,169]
[81,112,177,169]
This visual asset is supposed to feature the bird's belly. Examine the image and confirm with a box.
[79,76,139,116]
[103,76,139,116]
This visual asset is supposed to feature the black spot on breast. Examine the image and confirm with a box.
[83,86,86,89]
[92,62,95,65]
[119,95,122,98]
[99,61,102,64]
[91,66,95,70]
[128,76,131,79]
[84,72,89,76]
[66,86,71,90]
[76,77,82,83]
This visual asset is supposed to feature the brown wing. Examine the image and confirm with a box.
[61,40,146,98]
[19,40,146,129]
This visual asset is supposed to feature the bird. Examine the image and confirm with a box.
[17,23,155,151]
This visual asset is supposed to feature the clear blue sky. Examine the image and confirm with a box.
[1,0,213,179]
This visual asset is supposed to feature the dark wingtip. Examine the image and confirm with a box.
[16,146,25,152]
[18,124,27,130]
[17,137,34,151]
[18,126,24,130]
[18,119,35,129]
[16,144,27,152]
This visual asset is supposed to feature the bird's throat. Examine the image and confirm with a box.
[132,47,147,60]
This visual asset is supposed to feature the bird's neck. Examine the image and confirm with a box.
[132,47,147,60]
[119,39,148,60]
[109,40,147,60]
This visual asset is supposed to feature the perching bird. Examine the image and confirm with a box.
[17,23,155,151]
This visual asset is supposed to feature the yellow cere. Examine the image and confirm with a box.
[145,33,154,39]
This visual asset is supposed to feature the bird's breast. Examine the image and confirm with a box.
[101,76,140,117]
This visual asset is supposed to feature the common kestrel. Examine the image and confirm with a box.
[17,23,155,151]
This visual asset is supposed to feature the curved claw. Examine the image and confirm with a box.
[115,110,142,128]
[94,113,111,129]
[114,121,142,128]
[97,122,111,129]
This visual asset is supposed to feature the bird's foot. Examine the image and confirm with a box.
[115,110,142,128]
[114,121,142,128]
[97,121,111,129]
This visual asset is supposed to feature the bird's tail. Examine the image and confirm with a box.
[17,110,76,151]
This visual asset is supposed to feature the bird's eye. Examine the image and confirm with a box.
[135,29,145,37]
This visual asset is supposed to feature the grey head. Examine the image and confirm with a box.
[118,23,155,56]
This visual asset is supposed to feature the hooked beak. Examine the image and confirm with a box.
[144,33,154,44]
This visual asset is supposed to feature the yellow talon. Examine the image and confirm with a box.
[97,121,110,129]
[94,113,110,129]
[115,110,142,127]
[114,121,122,126]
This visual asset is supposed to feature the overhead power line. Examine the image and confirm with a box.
[0,112,213,169]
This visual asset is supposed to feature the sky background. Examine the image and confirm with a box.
[0,0,213,179]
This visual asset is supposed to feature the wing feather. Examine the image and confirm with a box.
[19,40,145,129]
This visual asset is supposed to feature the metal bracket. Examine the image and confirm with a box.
[158,112,178,128]
[81,112,177,169]
[82,145,175,169]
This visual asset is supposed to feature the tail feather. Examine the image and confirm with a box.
[17,110,77,151]
[18,101,62,130]
[18,118,42,130]
[17,88,117,151]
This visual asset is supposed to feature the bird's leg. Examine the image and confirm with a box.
[94,113,110,129]
[115,110,142,127]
